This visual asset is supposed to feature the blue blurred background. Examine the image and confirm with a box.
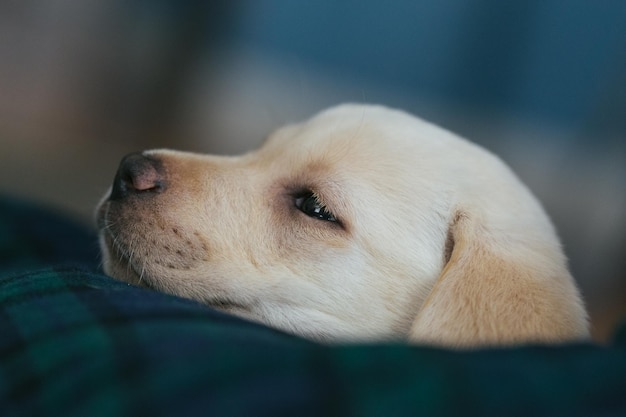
[0,0,624,341]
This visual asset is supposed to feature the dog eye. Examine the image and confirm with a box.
[294,192,337,222]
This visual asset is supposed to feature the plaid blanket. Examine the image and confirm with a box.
[1,196,626,417]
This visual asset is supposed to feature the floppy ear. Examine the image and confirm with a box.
[408,211,589,347]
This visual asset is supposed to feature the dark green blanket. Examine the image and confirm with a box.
[1,196,625,417]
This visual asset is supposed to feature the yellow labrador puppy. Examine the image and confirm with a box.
[96,104,589,347]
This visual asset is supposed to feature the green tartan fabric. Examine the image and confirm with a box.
[0,196,98,273]
[1,196,626,417]
[1,268,626,417]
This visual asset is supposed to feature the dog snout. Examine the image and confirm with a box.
[110,152,166,200]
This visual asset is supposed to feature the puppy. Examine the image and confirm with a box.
[96,104,589,347]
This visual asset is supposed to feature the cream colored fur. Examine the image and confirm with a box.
[96,104,589,347]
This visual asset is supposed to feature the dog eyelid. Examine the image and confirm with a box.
[294,191,337,222]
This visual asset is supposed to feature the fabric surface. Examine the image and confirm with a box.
[0,196,99,272]
[1,195,626,417]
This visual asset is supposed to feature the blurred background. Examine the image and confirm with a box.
[0,0,624,342]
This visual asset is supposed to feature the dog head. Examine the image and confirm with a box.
[96,104,589,347]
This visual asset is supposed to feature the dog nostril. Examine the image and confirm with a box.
[110,152,166,200]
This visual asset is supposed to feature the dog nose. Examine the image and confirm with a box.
[110,153,166,200]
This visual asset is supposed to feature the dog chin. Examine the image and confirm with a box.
[99,235,146,288]
[101,235,255,317]
[103,257,147,289]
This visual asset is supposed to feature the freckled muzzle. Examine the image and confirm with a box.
[97,151,213,281]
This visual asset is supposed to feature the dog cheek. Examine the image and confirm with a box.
[113,205,209,271]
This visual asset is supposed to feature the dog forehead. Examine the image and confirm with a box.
[259,104,452,165]
[253,106,462,207]
[255,105,525,215]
